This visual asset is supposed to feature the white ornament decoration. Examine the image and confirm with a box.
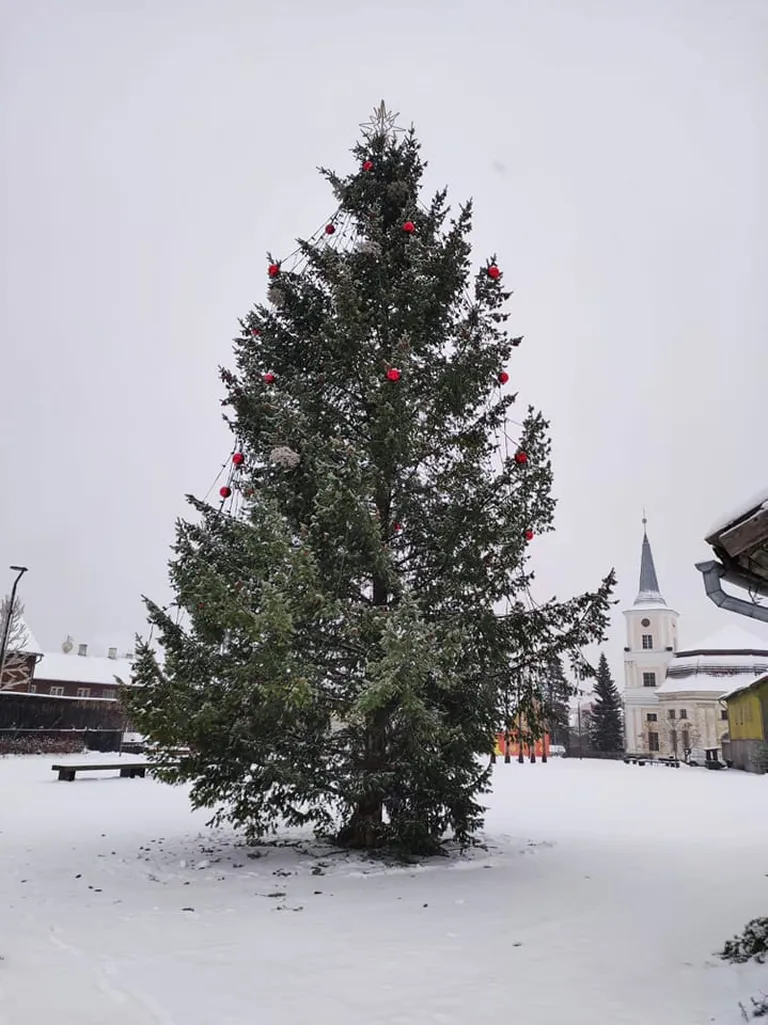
[270,446,300,469]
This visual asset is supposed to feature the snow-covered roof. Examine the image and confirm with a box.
[15,618,43,655]
[34,651,134,685]
[656,671,766,696]
[676,624,768,655]
[721,672,768,701]
[706,489,768,540]
[657,624,768,696]
[10,689,123,703]
[626,599,678,613]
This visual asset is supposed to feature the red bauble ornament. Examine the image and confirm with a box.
[498,371,509,384]
[525,528,534,541]
[393,522,402,532]
[487,265,501,280]
[386,368,401,382]
[325,224,336,235]
[232,452,245,466]
[403,221,415,233]
[251,328,260,337]
[263,372,276,384]
[268,263,280,278]
[362,160,374,171]
[220,486,232,499]
[515,450,528,464]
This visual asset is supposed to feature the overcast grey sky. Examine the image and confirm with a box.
[1,0,767,673]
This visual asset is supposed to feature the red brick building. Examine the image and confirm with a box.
[2,638,134,701]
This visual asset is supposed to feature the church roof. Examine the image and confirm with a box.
[634,519,666,607]
[676,624,768,656]
[657,623,768,696]
[656,670,767,696]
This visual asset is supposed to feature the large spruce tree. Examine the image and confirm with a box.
[125,105,615,854]
[589,652,624,753]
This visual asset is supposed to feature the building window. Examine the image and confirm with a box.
[102,690,116,701]
[721,709,728,721]
[28,683,36,693]
[49,686,64,696]
[642,672,656,687]
[682,730,690,752]
[648,732,660,752]
[76,687,91,699]
[642,634,653,649]
[646,713,657,722]
[679,708,687,719]
[641,618,650,628]
[668,709,676,719]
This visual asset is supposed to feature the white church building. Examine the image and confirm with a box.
[622,521,768,758]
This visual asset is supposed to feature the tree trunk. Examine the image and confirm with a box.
[337,565,390,850]
[337,793,385,849]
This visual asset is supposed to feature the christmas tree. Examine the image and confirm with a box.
[589,652,624,753]
[125,104,616,854]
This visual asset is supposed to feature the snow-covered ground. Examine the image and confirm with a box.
[1,753,766,1025]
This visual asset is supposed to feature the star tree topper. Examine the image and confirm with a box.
[360,101,407,142]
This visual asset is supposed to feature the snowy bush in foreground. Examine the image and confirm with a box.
[721,918,768,964]
[738,995,768,1021]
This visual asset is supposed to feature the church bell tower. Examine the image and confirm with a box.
[622,517,680,753]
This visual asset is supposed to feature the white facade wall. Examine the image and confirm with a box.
[622,604,679,754]
[653,693,728,757]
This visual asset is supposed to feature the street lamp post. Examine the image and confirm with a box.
[0,566,28,690]
[576,689,586,760]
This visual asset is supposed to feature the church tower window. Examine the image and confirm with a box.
[642,672,656,687]
[642,634,653,649]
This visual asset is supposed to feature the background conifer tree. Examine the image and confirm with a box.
[589,652,624,753]
[124,105,615,854]
[541,657,572,748]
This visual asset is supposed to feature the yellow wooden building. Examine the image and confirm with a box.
[722,673,768,773]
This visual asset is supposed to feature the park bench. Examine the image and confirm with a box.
[623,755,680,768]
[51,762,148,782]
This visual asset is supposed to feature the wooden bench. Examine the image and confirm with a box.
[52,762,149,782]
[623,756,647,766]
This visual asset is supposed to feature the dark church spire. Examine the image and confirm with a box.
[635,514,665,605]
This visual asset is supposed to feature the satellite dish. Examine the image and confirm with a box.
[61,636,74,654]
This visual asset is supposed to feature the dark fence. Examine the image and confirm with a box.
[0,692,126,731]
[565,745,626,760]
[0,727,123,756]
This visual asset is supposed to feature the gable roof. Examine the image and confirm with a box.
[722,672,768,701]
[33,650,134,686]
[14,618,43,655]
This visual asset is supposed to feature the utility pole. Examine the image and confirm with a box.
[0,566,28,690]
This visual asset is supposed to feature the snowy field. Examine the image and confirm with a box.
[1,753,766,1025]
